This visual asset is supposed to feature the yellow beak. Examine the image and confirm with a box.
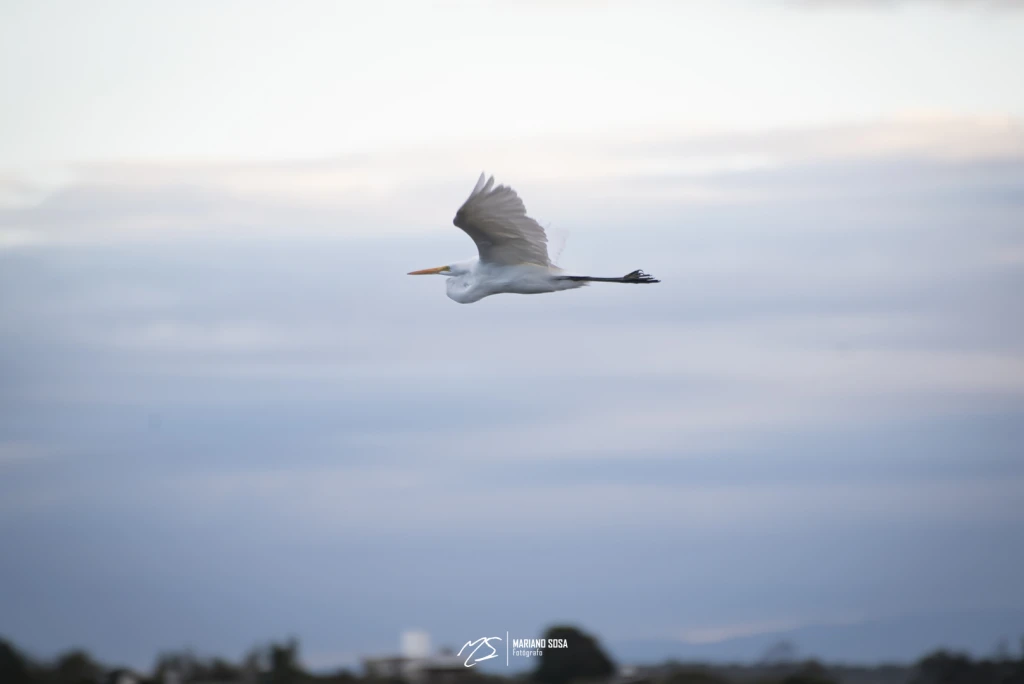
[407,265,450,275]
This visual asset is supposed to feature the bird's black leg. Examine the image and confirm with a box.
[557,269,660,284]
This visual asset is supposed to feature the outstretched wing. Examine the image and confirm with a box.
[453,173,550,266]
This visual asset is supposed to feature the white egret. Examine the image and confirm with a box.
[409,173,660,304]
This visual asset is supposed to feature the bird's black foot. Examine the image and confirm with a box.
[623,269,660,283]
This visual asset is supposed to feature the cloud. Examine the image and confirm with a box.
[678,619,816,645]
[2,115,1024,666]
[0,168,75,209]
[2,115,1022,246]
[6,454,1024,532]
[97,320,324,354]
[0,442,50,468]
[789,0,1024,10]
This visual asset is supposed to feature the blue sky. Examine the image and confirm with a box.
[2,0,1024,672]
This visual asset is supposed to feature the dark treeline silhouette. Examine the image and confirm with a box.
[0,637,359,684]
[535,626,615,684]
[3,626,1024,684]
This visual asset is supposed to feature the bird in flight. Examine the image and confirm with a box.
[409,173,660,303]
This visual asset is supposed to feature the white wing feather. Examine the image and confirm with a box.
[453,173,550,266]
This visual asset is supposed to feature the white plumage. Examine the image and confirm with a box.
[408,173,659,304]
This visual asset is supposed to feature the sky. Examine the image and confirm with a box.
[2,0,1024,673]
